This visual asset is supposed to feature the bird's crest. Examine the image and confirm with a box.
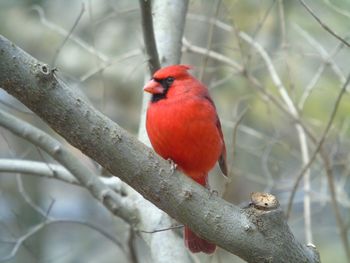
[153,64,193,79]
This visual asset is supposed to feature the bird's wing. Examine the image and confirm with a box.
[216,118,228,176]
[203,95,228,177]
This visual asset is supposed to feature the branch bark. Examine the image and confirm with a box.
[0,35,320,263]
[152,0,188,66]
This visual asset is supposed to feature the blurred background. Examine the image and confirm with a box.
[0,0,350,262]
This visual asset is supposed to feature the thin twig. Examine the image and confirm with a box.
[198,0,222,81]
[0,159,127,194]
[182,38,243,72]
[277,0,295,105]
[320,147,350,262]
[88,0,107,112]
[261,139,278,192]
[0,218,125,262]
[95,7,138,25]
[140,224,184,234]
[138,0,160,74]
[222,106,248,198]
[232,107,249,169]
[51,3,85,66]
[31,5,108,62]
[286,72,350,217]
[244,0,277,65]
[298,0,350,48]
[80,49,141,82]
[16,174,49,218]
[295,24,348,109]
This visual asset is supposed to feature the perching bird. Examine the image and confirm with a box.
[144,64,227,254]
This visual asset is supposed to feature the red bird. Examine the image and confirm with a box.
[144,65,227,254]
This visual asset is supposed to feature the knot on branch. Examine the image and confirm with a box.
[40,64,50,75]
[34,63,56,83]
[250,192,279,211]
[243,192,282,235]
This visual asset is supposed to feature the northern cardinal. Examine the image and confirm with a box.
[144,65,227,254]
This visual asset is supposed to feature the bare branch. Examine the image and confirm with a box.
[287,72,350,260]
[0,159,126,194]
[0,108,138,225]
[140,224,184,234]
[80,49,142,82]
[0,217,125,262]
[287,73,350,215]
[295,24,348,109]
[16,174,48,218]
[298,0,350,48]
[198,0,222,81]
[51,3,85,66]
[138,0,160,74]
[31,5,108,62]
[182,38,243,72]
[204,14,314,243]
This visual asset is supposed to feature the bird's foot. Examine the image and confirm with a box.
[209,189,219,198]
[204,180,219,198]
[167,158,178,174]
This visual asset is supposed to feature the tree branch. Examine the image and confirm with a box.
[0,217,125,262]
[139,0,160,74]
[0,35,320,263]
[0,108,138,225]
[298,0,350,48]
[152,0,188,66]
[0,159,125,193]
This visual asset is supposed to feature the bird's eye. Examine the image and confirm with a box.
[165,77,174,86]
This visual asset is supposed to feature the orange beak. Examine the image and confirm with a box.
[143,79,164,94]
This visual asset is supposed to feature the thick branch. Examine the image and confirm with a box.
[152,0,188,65]
[0,35,319,263]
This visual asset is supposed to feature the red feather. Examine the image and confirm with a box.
[144,65,227,254]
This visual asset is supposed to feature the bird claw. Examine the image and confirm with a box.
[167,158,178,174]
[209,189,219,198]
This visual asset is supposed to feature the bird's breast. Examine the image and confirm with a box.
[146,97,222,177]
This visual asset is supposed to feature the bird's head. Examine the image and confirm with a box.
[143,64,192,102]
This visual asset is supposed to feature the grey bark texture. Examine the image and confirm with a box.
[0,34,321,263]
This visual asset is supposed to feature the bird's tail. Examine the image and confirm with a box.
[184,226,216,254]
